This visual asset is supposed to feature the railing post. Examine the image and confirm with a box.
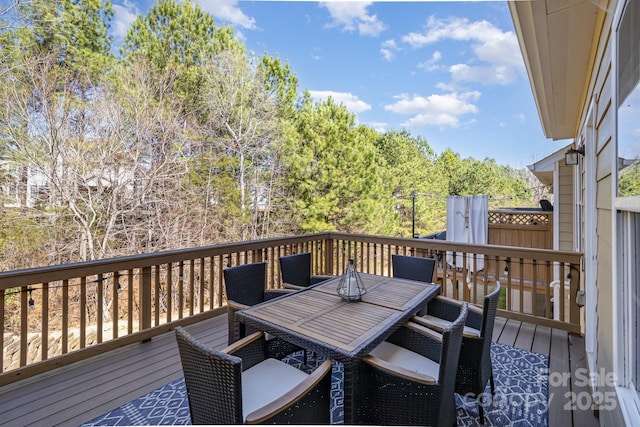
[324,236,334,276]
[569,263,581,329]
[139,266,152,333]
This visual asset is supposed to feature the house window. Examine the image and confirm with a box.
[633,215,640,396]
[617,0,640,197]
[616,0,640,414]
[617,211,640,399]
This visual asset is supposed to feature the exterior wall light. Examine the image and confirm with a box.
[564,145,585,165]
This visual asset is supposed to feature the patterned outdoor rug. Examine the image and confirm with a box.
[82,342,548,426]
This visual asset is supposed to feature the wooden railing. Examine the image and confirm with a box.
[0,232,582,386]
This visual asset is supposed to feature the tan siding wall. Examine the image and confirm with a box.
[559,163,574,251]
[588,12,623,425]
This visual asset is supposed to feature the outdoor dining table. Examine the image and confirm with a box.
[237,273,440,424]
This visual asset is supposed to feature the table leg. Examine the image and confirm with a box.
[342,361,355,425]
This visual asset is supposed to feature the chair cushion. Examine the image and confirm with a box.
[370,341,440,379]
[421,314,481,338]
[241,358,309,420]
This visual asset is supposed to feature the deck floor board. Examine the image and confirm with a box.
[514,321,536,351]
[532,325,552,356]
[496,318,520,346]
[549,328,573,427]
[0,314,598,427]
[569,333,600,426]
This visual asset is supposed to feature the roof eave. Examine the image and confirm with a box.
[509,0,603,141]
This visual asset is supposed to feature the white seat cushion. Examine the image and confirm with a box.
[241,358,308,420]
[421,314,481,338]
[370,341,440,379]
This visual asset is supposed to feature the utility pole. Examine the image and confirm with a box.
[411,191,417,238]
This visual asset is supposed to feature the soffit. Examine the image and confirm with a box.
[509,0,603,140]
[527,143,573,186]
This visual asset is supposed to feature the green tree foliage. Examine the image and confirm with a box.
[11,0,114,85]
[121,0,240,114]
[374,130,447,236]
[279,94,391,234]
[619,160,640,197]
[199,49,282,240]
[436,150,531,207]
[259,54,299,119]
[0,0,537,268]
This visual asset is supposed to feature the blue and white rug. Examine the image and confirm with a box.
[83,342,548,426]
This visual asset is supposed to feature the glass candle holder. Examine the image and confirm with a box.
[337,259,366,302]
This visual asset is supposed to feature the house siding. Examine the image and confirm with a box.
[559,163,574,252]
[576,6,625,424]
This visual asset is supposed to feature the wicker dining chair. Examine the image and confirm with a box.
[279,252,333,290]
[175,327,333,425]
[224,262,297,358]
[413,282,502,424]
[355,303,468,426]
[391,254,436,283]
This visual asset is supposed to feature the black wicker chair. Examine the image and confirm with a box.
[175,327,333,425]
[355,303,468,426]
[279,252,333,290]
[223,262,292,348]
[413,282,502,424]
[391,254,436,283]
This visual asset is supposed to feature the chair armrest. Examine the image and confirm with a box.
[386,321,443,363]
[282,282,305,291]
[468,304,484,316]
[225,331,268,369]
[245,360,333,424]
[404,319,444,343]
[426,295,483,324]
[435,295,484,315]
[434,294,464,306]
[363,355,436,385]
[227,300,248,311]
[433,296,484,330]
[411,315,445,332]
[411,316,480,339]
[222,331,264,354]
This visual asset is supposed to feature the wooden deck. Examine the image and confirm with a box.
[0,314,600,427]
[493,318,599,427]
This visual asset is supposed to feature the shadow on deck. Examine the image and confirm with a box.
[0,314,599,427]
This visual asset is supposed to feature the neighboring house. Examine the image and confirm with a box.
[510,0,640,425]
[1,163,49,208]
[528,144,576,254]
[1,159,137,209]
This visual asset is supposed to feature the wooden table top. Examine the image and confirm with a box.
[312,273,437,311]
[239,274,439,356]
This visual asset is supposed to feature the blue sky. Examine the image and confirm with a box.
[110,0,569,168]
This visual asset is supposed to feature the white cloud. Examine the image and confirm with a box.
[367,121,388,133]
[321,1,386,37]
[417,51,443,72]
[449,64,518,85]
[309,90,372,114]
[111,1,139,40]
[384,91,481,128]
[199,0,256,30]
[380,39,399,61]
[402,16,524,85]
[110,0,255,44]
[514,113,527,123]
[436,81,456,92]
